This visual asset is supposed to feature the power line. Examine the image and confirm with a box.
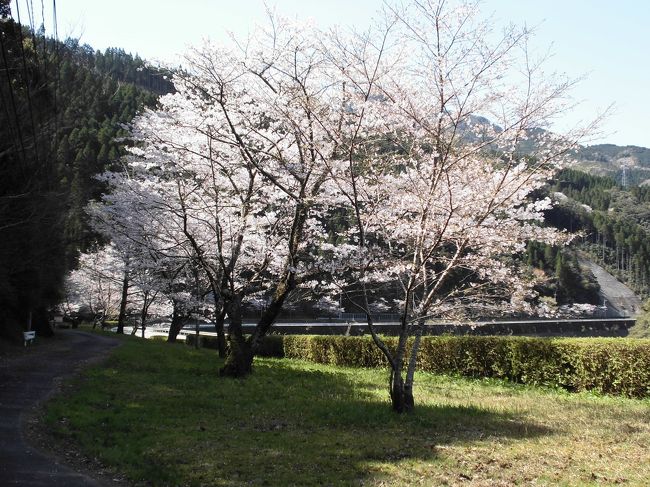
[13,0,41,171]
[0,26,28,166]
[51,0,59,162]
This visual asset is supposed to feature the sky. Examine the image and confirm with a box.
[10,0,650,147]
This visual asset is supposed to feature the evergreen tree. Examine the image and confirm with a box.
[0,16,173,341]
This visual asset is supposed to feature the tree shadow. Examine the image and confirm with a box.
[50,342,556,485]
[162,358,554,486]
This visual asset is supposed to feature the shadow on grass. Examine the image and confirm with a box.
[163,361,551,484]
[45,342,553,486]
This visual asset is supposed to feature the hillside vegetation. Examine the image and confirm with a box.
[0,17,172,340]
[547,169,650,299]
[575,144,650,185]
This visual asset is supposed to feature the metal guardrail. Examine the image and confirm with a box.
[132,316,638,340]
[338,313,400,321]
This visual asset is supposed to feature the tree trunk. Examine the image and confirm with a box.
[220,336,253,377]
[167,301,185,343]
[133,293,150,338]
[387,312,417,414]
[219,274,295,377]
[213,306,227,358]
[402,322,423,413]
[116,270,129,334]
[219,296,252,377]
[403,382,415,411]
[221,202,306,377]
[389,371,414,413]
[250,271,298,347]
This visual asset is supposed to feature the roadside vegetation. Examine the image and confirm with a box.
[629,299,650,337]
[42,335,650,486]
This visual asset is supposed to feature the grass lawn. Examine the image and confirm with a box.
[42,335,650,486]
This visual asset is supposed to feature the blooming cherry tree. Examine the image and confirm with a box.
[89,1,593,406]
[88,170,201,341]
[65,244,125,324]
[315,1,593,412]
[117,17,357,375]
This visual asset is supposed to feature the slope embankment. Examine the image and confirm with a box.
[579,258,642,317]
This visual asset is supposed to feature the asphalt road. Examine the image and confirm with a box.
[0,330,120,486]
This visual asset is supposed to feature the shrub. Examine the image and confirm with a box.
[185,333,650,397]
[254,335,285,358]
[149,335,168,342]
[282,335,650,398]
[185,334,284,358]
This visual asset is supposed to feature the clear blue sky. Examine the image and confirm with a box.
[10,0,650,147]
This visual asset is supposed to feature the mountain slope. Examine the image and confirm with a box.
[578,258,641,317]
[574,144,650,186]
[0,18,172,341]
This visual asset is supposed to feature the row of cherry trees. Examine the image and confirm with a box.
[69,1,590,412]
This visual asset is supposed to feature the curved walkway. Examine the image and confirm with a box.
[0,330,120,486]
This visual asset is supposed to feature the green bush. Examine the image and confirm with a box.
[185,334,284,357]
[185,333,650,397]
[282,335,650,398]
[254,335,285,357]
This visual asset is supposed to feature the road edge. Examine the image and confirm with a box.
[21,330,131,487]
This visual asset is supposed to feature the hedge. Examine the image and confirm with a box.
[281,335,650,398]
[185,333,650,398]
[185,334,284,357]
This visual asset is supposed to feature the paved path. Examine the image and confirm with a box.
[0,330,120,486]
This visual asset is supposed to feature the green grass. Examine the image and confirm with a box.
[43,335,650,486]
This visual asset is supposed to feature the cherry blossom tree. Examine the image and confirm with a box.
[316,0,595,412]
[88,172,200,342]
[91,2,594,402]
[121,17,361,376]
[65,244,125,325]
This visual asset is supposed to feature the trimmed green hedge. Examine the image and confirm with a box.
[185,334,284,357]
[185,333,650,397]
[282,335,650,398]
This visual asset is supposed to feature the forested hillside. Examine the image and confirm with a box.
[546,168,650,298]
[0,12,171,340]
[54,41,172,257]
[456,115,650,306]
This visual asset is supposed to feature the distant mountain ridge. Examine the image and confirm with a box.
[574,144,650,186]
[462,115,650,186]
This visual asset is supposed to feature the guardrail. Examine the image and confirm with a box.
[169,318,637,338]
